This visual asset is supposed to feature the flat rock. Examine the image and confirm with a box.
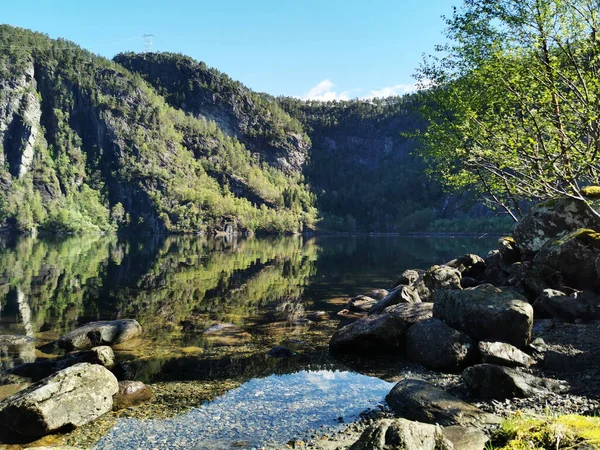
[442,426,489,450]
[113,381,153,410]
[479,341,535,368]
[385,378,500,428]
[349,418,453,450]
[462,364,565,400]
[329,313,407,354]
[58,319,142,350]
[406,319,476,372]
[434,284,533,347]
[0,363,118,437]
[348,295,378,313]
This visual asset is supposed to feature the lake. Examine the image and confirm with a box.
[0,234,498,448]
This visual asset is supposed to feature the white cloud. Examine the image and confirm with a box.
[300,79,431,102]
[361,83,420,99]
[301,79,352,101]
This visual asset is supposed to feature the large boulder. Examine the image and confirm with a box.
[0,363,118,437]
[513,197,600,257]
[406,319,476,372]
[329,313,407,354]
[369,285,420,314]
[415,266,462,302]
[446,254,486,279]
[533,288,600,322]
[462,364,564,400]
[442,426,489,450]
[483,250,509,286]
[434,284,533,347]
[396,269,422,286]
[58,319,142,350]
[534,229,600,290]
[349,418,453,450]
[0,335,36,371]
[478,341,535,368]
[385,302,434,327]
[385,378,500,428]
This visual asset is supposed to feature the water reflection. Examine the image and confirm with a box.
[95,370,394,449]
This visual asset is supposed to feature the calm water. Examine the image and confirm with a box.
[0,234,498,447]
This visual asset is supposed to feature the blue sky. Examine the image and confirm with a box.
[2,0,455,99]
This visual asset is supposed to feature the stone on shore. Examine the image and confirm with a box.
[0,363,118,437]
[533,288,600,322]
[329,314,407,354]
[406,319,476,372]
[396,269,421,286]
[370,289,389,300]
[385,302,434,327]
[369,285,420,314]
[57,319,142,350]
[348,295,378,313]
[478,341,535,368]
[446,254,486,279]
[349,418,453,450]
[414,265,462,302]
[385,378,500,428]
[434,284,533,347]
[442,426,489,450]
[113,381,153,410]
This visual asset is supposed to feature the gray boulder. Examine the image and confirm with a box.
[385,378,500,428]
[463,364,565,400]
[406,319,476,372]
[369,285,420,315]
[513,197,600,257]
[385,302,434,327]
[533,288,600,322]
[478,341,535,368]
[58,319,142,350]
[329,313,407,354]
[497,237,521,264]
[483,250,508,286]
[415,265,462,302]
[0,335,35,371]
[349,418,453,450]
[348,295,378,313]
[396,269,421,286]
[442,426,489,450]
[370,289,389,300]
[446,254,486,279]
[434,284,533,347]
[0,363,118,437]
[534,228,600,290]
[113,380,153,410]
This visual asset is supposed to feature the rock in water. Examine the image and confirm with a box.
[329,314,407,354]
[0,335,36,371]
[385,378,500,428]
[348,295,378,313]
[462,364,565,400]
[58,319,142,350]
[267,346,295,357]
[113,381,153,410]
[406,319,476,372]
[349,418,453,450]
[370,289,389,300]
[369,285,420,314]
[0,363,118,437]
[434,284,533,348]
[478,341,535,368]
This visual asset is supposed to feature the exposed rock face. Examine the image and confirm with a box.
[349,418,453,450]
[513,198,600,257]
[442,426,489,450]
[112,381,153,410]
[434,284,533,347]
[478,341,535,368]
[415,265,462,302]
[446,254,486,279]
[369,285,420,314]
[329,314,407,354]
[533,289,600,322]
[385,302,434,327]
[385,378,500,428]
[0,363,118,437]
[406,319,476,372]
[534,229,600,290]
[0,335,36,371]
[348,295,378,313]
[462,364,565,400]
[58,319,142,350]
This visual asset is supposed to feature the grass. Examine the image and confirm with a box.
[488,413,600,449]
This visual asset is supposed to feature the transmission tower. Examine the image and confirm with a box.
[142,34,154,53]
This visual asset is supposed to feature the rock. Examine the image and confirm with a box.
[434,284,533,347]
[0,335,35,371]
[58,319,142,350]
[81,346,116,369]
[267,346,295,357]
[329,313,407,354]
[349,418,453,450]
[0,363,118,437]
[461,276,481,288]
[369,285,420,314]
[534,289,600,322]
[396,269,421,286]
[534,229,600,290]
[497,237,520,264]
[513,197,600,257]
[406,319,476,372]
[348,295,378,313]
[370,289,389,300]
[442,426,489,450]
[462,364,564,400]
[415,265,462,302]
[112,381,153,410]
[386,379,500,428]
[385,302,434,327]
[483,250,508,286]
[478,341,535,368]
[446,254,486,279]
[307,311,329,322]
[203,323,236,333]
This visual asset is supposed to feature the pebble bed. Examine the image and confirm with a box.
[94,370,393,450]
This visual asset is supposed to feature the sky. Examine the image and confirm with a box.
[2,0,455,99]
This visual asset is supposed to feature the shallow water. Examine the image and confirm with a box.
[0,233,498,446]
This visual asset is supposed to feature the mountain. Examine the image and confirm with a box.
[0,26,316,234]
